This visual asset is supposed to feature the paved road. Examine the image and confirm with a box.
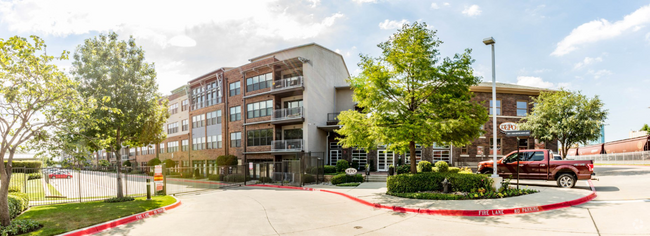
[97,166,650,236]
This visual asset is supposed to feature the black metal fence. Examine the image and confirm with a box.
[250,153,324,187]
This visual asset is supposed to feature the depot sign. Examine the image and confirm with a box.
[499,122,519,132]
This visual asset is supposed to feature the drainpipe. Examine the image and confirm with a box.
[326,131,330,165]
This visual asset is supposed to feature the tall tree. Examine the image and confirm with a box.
[519,89,607,159]
[641,124,650,133]
[0,36,79,226]
[336,22,488,173]
[71,32,168,198]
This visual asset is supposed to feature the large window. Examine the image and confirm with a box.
[160,143,165,154]
[168,103,178,115]
[490,138,502,155]
[182,119,189,131]
[207,135,218,149]
[207,110,222,125]
[193,137,205,150]
[192,114,204,128]
[247,100,273,119]
[167,141,179,153]
[182,99,188,111]
[230,106,241,121]
[231,132,241,147]
[246,73,272,92]
[182,139,189,151]
[283,128,303,139]
[247,129,273,146]
[167,122,178,134]
[351,149,368,169]
[490,100,501,115]
[229,82,240,96]
[517,101,528,117]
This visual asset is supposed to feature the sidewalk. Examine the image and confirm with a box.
[302,180,594,211]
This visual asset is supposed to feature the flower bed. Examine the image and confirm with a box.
[387,188,538,200]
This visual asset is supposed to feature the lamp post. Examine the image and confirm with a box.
[483,37,499,178]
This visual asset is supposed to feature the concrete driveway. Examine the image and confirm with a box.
[96,166,650,236]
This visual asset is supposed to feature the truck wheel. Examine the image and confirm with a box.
[481,169,493,175]
[556,173,576,188]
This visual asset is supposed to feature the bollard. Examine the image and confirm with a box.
[442,178,450,193]
[146,179,151,200]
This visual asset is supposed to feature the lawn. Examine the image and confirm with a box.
[16,195,176,236]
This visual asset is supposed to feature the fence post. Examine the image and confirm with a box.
[22,167,27,193]
[78,169,82,203]
[125,169,128,197]
[162,165,167,195]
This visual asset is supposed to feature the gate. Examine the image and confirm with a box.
[253,152,324,187]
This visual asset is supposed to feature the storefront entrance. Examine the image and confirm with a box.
[377,150,394,171]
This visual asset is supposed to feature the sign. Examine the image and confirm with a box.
[156,183,163,191]
[153,165,163,182]
[345,168,357,175]
[499,122,519,132]
[505,130,530,137]
[249,162,253,170]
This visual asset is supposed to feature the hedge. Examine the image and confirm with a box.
[8,193,29,219]
[331,173,363,185]
[387,172,493,193]
[216,155,238,166]
[434,161,449,172]
[396,165,411,174]
[417,161,432,172]
[324,165,337,174]
[27,173,42,180]
[3,161,42,169]
[448,167,460,173]
[335,160,349,173]
[303,174,315,183]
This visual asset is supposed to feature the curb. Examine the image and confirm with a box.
[248,180,597,217]
[59,196,182,236]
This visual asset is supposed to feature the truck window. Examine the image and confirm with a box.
[529,152,544,161]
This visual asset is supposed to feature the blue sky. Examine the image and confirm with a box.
[1,0,649,142]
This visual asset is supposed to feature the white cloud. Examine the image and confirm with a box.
[517,76,554,89]
[551,4,650,56]
[379,19,409,30]
[307,0,320,7]
[352,0,377,4]
[588,69,613,79]
[443,2,450,6]
[462,5,481,16]
[431,3,439,9]
[574,56,603,69]
[168,35,197,48]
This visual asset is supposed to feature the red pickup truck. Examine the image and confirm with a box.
[477,149,595,188]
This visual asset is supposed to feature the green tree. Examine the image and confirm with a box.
[0,36,80,226]
[336,22,488,174]
[519,89,607,159]
[641,124,650,132]
[71,32,168,198]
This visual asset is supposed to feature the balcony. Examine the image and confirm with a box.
[271,76,303,93]
[327,113,340,125]
[271,107,304,124]
[271,139,303,152]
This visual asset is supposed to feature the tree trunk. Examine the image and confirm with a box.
[0,151,14,226]
[409,141,416,174]
[115,129,124,198]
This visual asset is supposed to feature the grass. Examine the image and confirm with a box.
[336,182,360,187]
[47,184,61,196]
[15,195,176,236]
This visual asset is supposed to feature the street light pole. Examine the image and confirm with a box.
[483,37,499,178]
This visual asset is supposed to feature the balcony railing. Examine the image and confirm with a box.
[271,139,303,151]
[327,113,340,125]
[272,107,304,121]
[272,76,303,91]
[191,97,222,111]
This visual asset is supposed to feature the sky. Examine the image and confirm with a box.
[1,0,649,142]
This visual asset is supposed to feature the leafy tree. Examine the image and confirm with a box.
[98,159,110,167]
[336,22,488,173]
[641,124,650,133]
[71,32,168,198]
[519,89,607,159]
[0,36,80,226]
[148,157,162,166]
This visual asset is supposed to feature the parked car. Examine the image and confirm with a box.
[49,171,72,179]
[477,149,595,188]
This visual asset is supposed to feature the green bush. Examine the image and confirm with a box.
[7,194,29,219]
[123,160,132,167]
[193,168,201,178]
[104,197,135,203]
[27,173,42,180]
[148,158,161,166]
[130,169,143,174]
[324,165,337,174]
[434,161,449,172]
[162,159,176,168]
[387,191,465,200]
[331,173,363,185]
[257,177,273,183]
[4,161,42,169]
[0,219,42,235]
[335,160,349,173]
[396,165,411,174]
[208,174,221,181]
[387,172,493,193]
[216,155,238,166]
[223,174,250,182]
[8,186,21,193]
[417,161,433,173]
[303,174,316,183]
[448,167,460,173]
[98,159,110,167]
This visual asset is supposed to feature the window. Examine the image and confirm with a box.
[141,162,147,167]
[168,103,179,115]
[217,135,222,149]
[490,100,501,115]
[405,149,423,164]
[159,143,165,154]
[167,141,179,153]
[461,145,468,155]
[182,119,189,131]
[489,138,502,155]
[528,152,544,161]
[193,137,205,150]
[207,135,219,149]
[477,146,484,156]
[182,160,189,167]
[129,148,135,156]
[192,115,204,128]
[246,73,272,92]
[517,101,528,117]
[247,100,273,119]
[182,140,189,151]
[147,146,155,155]
[247,129,273,146]
[231,132,241,147]
[182,99,188,111]
[351,149,367,169]
[167,122,178,134]
[207,110,221,125]
[230,106,241,121]
[229,82,240,96]
[518,138,529,150]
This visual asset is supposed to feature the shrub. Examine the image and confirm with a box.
[163,159,176,168]
[324,165,337,174]
[148,158,162,166]
[387,191,465,200]
[303,174,315,183]
[208,174,222,181]
[8,186,21,193]
[130,169,143,174]
[432,167,439,172]
[123,160,132,167]
[459,167,473,174]
[216,155,238,166]
[417,161,433,173]
[335,160,349,173]
[330,173,363,185]
[0,219,42,236]
[448,167,460,173]
[434,161,449,172]
[350,161,359,170]
[193,168,201,178]
[258,177,273,183]
[3,161,42,169]
[8,194,29,219]
[104,197,135,203]
[98,160,110,167]
[9,192,29,211]
[396,165,411,174]
[223,174,250,182]
[387,172,493,193]
[27,173,42,180]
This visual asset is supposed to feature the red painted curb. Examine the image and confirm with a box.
[60,197,182,236]
[248,180,597,217]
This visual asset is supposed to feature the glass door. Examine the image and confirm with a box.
[329,150,341,166]
[377,150,394,171]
